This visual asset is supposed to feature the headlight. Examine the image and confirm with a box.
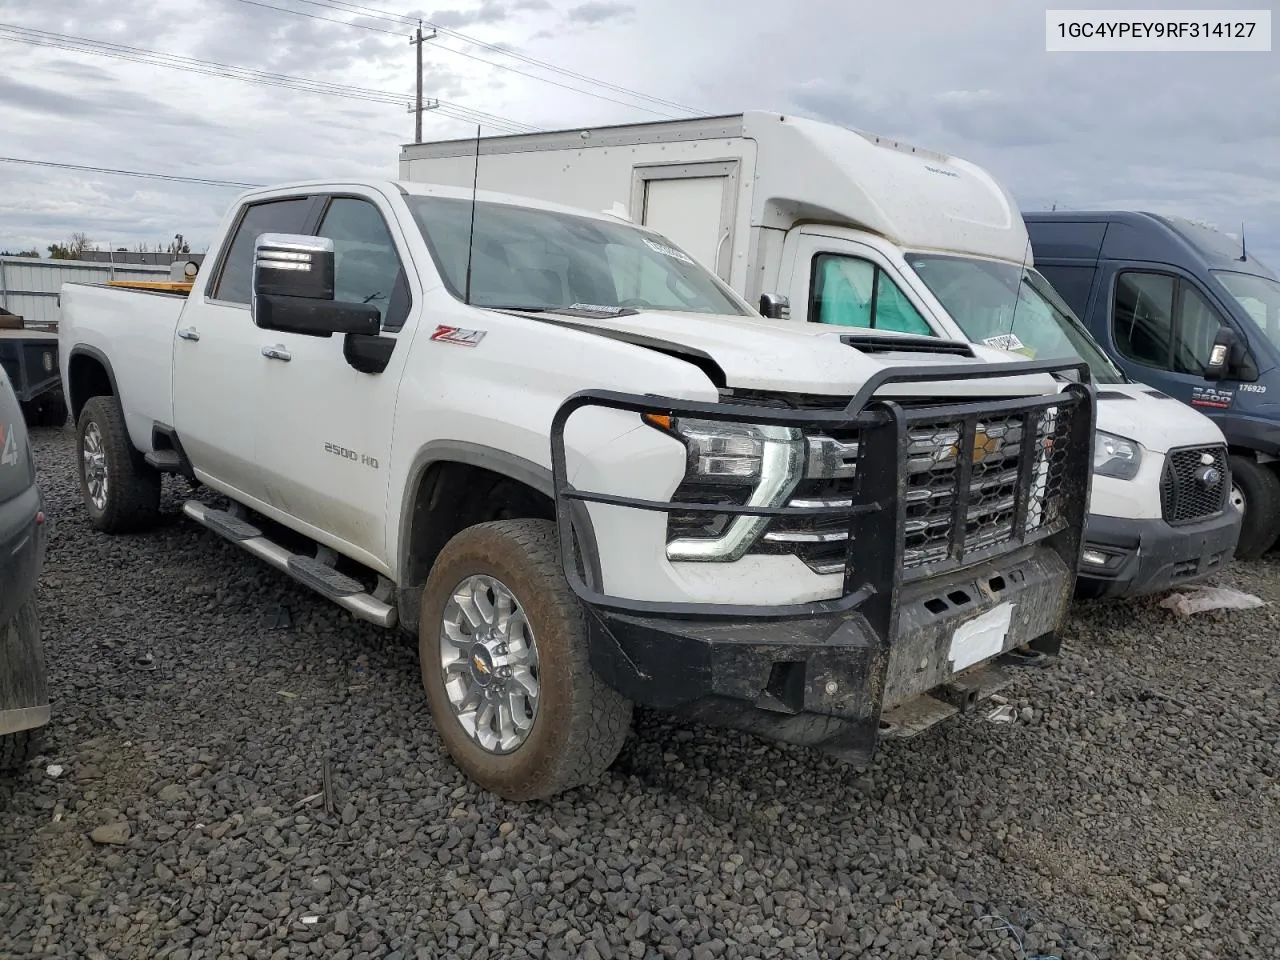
[644,415,804,561]
[643,414,860,562]
[1093,430,1142,480]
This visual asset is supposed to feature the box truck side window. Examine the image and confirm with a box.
[810,255,931,335]
[1114,272,1222,375]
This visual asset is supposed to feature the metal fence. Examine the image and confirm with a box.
[0,256,172,327]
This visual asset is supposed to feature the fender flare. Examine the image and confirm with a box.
[66,344,122,416]
[396,439,603,592]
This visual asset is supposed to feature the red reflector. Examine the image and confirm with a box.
[35,512,45,525]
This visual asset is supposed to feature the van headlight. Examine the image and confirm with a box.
[644,414,805,561]
[1094,431,1142,480]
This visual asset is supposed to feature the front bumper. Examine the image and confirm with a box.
[0,482,49,735]
[1076,509,1241,599]
[585,545,1071,765]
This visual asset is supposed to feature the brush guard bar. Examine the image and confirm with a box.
[550,358,1095,621]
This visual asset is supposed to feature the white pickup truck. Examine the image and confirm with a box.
[401,111,1241,597]
[59,178,1095,800]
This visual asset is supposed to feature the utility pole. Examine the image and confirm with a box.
[410,22,438,143]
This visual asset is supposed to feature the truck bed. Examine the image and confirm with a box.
[58,283,187,451]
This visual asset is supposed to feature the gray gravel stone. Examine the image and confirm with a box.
[5,425,1280,960]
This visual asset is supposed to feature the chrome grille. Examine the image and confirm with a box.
[1160,445,1228,524]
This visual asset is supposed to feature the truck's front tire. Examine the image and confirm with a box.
[1228,455,1280,560]
[76,396,161,533]
[418,519,632,801]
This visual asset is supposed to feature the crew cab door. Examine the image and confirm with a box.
[254,191,417,570]
[173,195,318,502]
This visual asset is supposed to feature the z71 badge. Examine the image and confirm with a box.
[430,324,486,347]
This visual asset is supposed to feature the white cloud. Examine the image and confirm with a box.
[0,0,1276,269]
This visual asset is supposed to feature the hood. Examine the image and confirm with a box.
[510,308,1065,399]
[1096,383,1226,453]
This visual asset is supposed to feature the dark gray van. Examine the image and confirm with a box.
[1026,211,1280,559]
[0,362,48,769]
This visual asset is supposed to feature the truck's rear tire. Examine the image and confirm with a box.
[1228,455,1280,560]
[418,519,632,801]
[76,395,161,533]
[0,728,42,772]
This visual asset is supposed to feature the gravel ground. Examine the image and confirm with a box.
[2,423,1279,960]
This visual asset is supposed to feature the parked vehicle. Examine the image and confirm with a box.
[1025,211,1280,559]
[399,110,1239,597]
[0,311,65,427]
[0,358,49,770]
[60,178,1094,800]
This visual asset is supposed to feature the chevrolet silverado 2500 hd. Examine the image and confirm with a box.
[400,111,1239,597]
[59,179,1094,800]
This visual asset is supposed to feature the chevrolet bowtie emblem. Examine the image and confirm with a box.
[950,427,1002,464]
[472,655,490,675]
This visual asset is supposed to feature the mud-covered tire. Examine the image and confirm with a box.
[419,519,632,801]
[76,395,161,533]
[0,728,42,773]
[1228,455,1280,560]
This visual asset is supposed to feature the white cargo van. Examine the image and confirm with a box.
[399,111,1242,598]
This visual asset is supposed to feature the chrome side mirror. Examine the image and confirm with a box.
[759,292,791,320]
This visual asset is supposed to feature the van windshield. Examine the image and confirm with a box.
[407,195,748,316]
[1212,271,1280,351]
[906,253,1125,384]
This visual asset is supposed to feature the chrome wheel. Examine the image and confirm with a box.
[1230,483,1246,514]
[439,574,540,754]
[82,421,109,511]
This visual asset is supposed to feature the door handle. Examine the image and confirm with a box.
[177,327,200,342]
[261,344,291,362]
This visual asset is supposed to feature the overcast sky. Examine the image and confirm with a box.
[0,0,1277,266]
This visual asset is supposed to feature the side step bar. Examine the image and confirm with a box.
[182,500,397,628]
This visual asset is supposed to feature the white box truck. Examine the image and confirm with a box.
[400,110,1242,598]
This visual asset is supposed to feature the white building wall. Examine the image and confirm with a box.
[0,257,171,327]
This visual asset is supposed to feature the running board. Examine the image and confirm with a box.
[182,500,396,628]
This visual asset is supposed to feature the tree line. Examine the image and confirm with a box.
[2,233,194,260]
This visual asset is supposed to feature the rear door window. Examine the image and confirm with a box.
[212,197,315,304]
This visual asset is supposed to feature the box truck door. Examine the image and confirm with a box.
[636,167,736,280]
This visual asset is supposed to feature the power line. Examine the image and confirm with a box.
[233,0,700,115]
[0,22,538,133]
[0,156,264,188]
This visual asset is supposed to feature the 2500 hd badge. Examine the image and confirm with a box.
[324,441,378,469]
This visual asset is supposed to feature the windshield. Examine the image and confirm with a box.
[1212,270,1280,351]
[905,253,1125,384]
[406,195,748,316]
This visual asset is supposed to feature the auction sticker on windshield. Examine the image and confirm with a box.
[643,237,694,264]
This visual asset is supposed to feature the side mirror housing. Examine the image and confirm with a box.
[1204,325,1237,381]
[759,292,791,320]
[251,233,380,337]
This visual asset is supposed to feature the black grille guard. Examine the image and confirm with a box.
[550,357,1096,621]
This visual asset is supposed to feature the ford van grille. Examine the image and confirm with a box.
[1160,445,1228,524]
